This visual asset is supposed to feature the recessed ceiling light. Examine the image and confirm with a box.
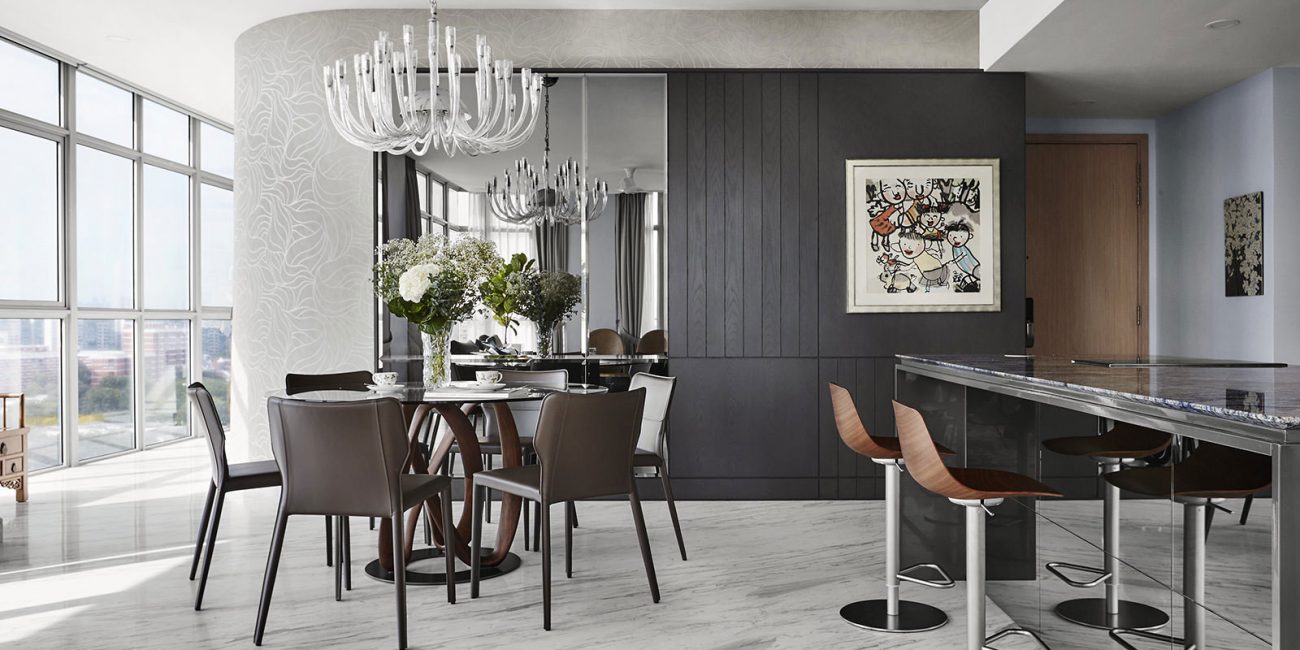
[1205,19,1241,30]
[105,34,130,43]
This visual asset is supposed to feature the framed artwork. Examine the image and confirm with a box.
[1224,191,1264,297]
[844,158,1000,313]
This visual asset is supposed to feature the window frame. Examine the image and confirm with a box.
[0,34,233,471]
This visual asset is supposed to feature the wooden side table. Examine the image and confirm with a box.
[0,394,28,503]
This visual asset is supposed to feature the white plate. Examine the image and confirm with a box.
[367,383,406,392]
[448,381,507,392]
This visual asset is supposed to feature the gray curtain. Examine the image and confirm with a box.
[615,193,647,351]
[534,221,569,272]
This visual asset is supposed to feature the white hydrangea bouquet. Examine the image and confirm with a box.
[374,234,501,386]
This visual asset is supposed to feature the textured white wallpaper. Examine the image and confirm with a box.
[231,9,977,458]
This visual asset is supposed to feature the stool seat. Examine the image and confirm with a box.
[947,467,1063,500]
[1104,442,1271,499]
[1042,423,1172,459]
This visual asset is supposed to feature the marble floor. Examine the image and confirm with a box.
[0,441,1272,649]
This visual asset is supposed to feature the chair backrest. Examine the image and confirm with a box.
[500,369,568,389]
[483,369,570,440]
[629,373,675,454]
[636,329,667,354]
[533,389,646,502]
[829,383,899,460]
[284,370,372,394]
[589,328,623,355]
[267,396,410,517]
[892,400,979,501]
[188,382,230,485]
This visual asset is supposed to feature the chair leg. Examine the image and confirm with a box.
[334,516,344,601]
[325,515,334,567]
[423,503,433,547]
[1240,494,1254,526]
[392,510,408,650]
[628,482,660,603]
[369,516,375,531]
[564,500,574,579]
[534,501,541,554]
[541,501,552,630]
[568,501,578,529]
[343,516,352,591]
[253,507,289,646]
[486,455,494,523]
[194,488,227,611]
[471,485,484,599]
[659,467,687,561]
[442,490,456,605]
[190,481,215,580]
[523,497,531,551]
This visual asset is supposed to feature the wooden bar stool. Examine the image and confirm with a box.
[1041,422,1172,631]
[828,384,955,633]
[1103,441,1271,650]
[893,400,1062,650]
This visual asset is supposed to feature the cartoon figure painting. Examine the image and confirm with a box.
[845,158,1000,313]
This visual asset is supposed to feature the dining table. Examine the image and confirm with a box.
[268,381,609,585]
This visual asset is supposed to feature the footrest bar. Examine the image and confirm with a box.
[1109,627,1192,650]
[984,626,1051,649]
[897,563,955,589]
[1045,561,1110,588]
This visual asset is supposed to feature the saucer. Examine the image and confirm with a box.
[448,381,507,392]
[367,383,406,392]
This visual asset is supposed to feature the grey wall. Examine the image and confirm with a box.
[666,71,1027,499]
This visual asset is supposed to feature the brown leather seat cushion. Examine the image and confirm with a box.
[947,467,1063,499]
[457,436,534,456]
[474,465,541,501]
[226,459,282,491]
[1043,424,1172,459]
[400,474,454,509]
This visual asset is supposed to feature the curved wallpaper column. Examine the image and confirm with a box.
[232,9,976,458]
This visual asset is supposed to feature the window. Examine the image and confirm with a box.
[0,36,235,469]
[142,99,189,164]
[76,146,135,309]
[0,128,59,302]
[76,72,134,147]
[416,170,429,215]
[0,39,59,124]
[642,192,664,334]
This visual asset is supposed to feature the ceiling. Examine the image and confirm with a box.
[985,0,1300,117]
[418,74,667,193]
[0,1,985,124]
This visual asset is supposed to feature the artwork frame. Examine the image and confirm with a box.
[1224,191,1264,297]
[844,158,1001,313]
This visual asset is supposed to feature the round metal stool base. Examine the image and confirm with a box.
[364,548,521,586]
[839,599,949,633]
[1054,598,1169,631]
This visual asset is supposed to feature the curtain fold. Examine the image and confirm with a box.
[534,221,570,272]
[615,193,647,351]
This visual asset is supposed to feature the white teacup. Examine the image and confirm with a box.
[372,371,398,386]
[475,370,503,385]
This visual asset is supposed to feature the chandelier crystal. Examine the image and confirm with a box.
[489,79,608,226]
[321,0,543,157]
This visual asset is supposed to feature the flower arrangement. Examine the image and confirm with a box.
[478,252,535,343]
[517,270,583,357]
[374,234,501,385]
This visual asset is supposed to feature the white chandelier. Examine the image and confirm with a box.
[321,0,543,157]
[489,79,608,226]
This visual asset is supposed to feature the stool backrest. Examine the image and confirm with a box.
[267,396,409,517]
[188,382,230,485]
[629,373,675,455]
[534,389,646,502]
[285,370,372,394]
[893,400,981,501]
[829,383,899,460]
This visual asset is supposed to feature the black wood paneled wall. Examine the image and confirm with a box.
[665,71,1026,499]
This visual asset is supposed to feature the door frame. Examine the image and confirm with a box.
[1026,133,1150,356]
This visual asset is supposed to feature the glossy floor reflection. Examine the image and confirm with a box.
[0,441,1046,649]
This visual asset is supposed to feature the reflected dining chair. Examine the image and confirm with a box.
[256,396,456,649]
[284,370,372,564]
[893,400,1061,650]
[635,329,667,354]
[628,372,687,560]
[470,390,659,630]
[188,382,288,611]
[588,328,624,355]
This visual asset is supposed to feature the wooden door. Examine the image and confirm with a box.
[1026,135,1148,358]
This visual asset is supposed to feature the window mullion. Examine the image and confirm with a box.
[62,60,79,469]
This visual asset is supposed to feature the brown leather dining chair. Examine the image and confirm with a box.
[470,389,659,631]
[256,396,456,649]
[629,372,687,561]
[893,400,1061,650]
[588,327,624,355]
[635,329,667,354]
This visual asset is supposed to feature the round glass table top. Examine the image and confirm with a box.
[267,383,609,404]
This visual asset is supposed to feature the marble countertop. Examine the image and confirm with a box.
[897,353,1300,430]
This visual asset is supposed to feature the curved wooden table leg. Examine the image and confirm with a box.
[378,400,524,573]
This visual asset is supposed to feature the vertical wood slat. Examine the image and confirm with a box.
[818,359,839,499]
[723,74,745,358]
[742,75,764,357]
[798,75,820,358]
[761,73,782,358]
[835,359,858,498]
[705,73,727,356]
[667,74,689,358]
[780,74,801,357]
[687,74,708,358]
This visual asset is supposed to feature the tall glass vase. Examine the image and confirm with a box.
[420,325,452,387]
[536,322,556,357]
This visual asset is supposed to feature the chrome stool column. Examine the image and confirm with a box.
[1042,422,1172,631]
[828,384,952,633]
